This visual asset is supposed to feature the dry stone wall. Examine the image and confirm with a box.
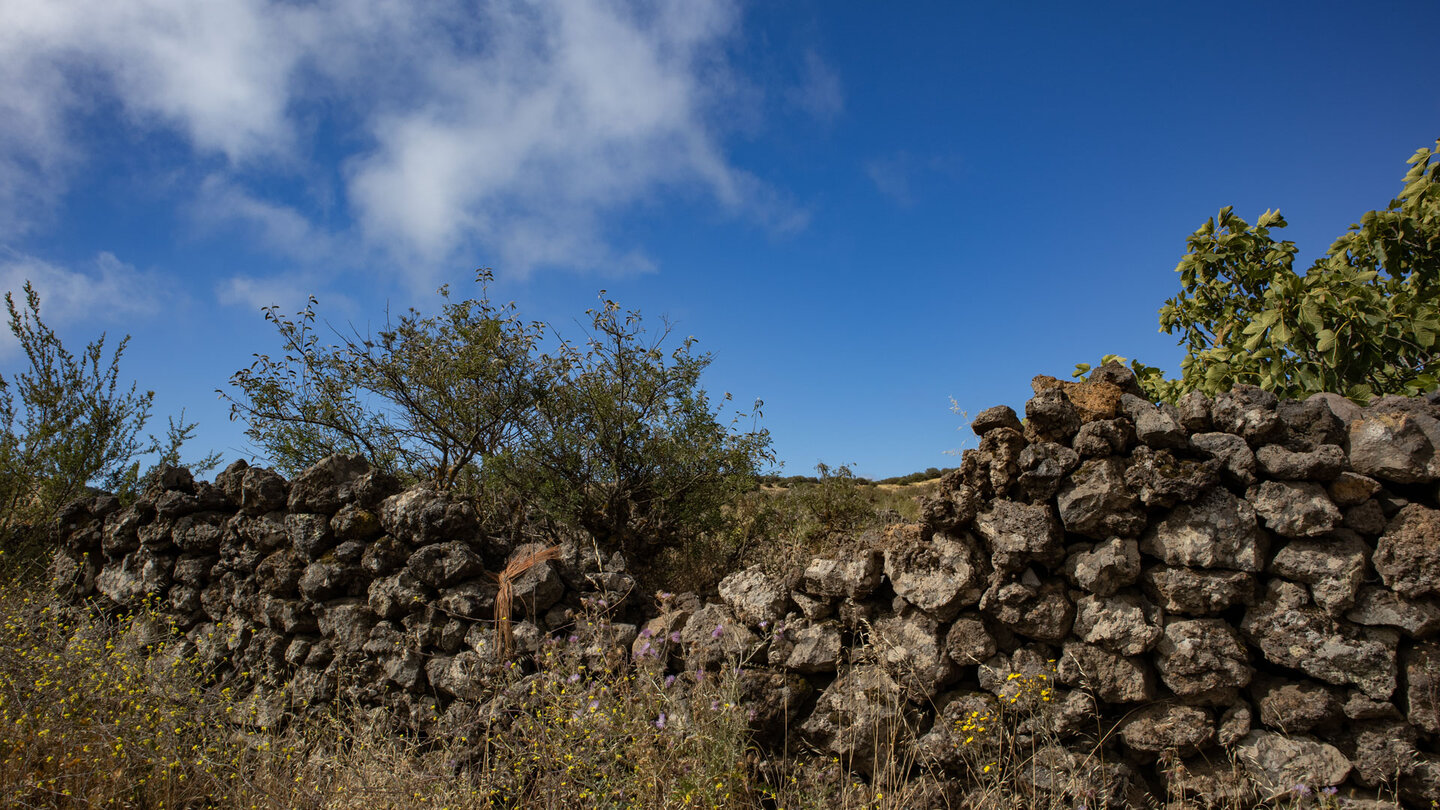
[45,365,1440,806]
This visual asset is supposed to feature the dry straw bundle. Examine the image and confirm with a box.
[494,544,563,660]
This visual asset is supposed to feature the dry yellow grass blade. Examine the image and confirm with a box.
[494,544,563,660]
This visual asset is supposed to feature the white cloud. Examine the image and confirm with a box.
[866,152,916,206]
[0,249,172,357]
[192,176,346,264]
[865,152,964,207]
[789,50,844,123]
[0,0,807,283]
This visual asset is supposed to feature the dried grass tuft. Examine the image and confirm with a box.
[494,544,562,659]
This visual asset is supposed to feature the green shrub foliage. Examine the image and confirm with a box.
[220,272,543,489]
[222,272,772,556]
[1079,140,1440,403]
[0,283,218,563]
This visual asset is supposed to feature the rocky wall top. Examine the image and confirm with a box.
[45,365,1440,807]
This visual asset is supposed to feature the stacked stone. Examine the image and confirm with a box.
[46,366,1440,806]
[49,454,637,729]
[629,366,1440,805]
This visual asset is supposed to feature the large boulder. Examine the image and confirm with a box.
[1234,731,1352,792]
[1345,586,1440,637]
[1118,704,1214,755]
[1153,619,1253,697]
[1123,446,1220,509]
[1024,386,1081,444]
[287,453,374,514]
[1278,397,1348,452]
[1255,444,1346,481]
[1063,537,1140,597]
[973,500,1065,575]
[1252,678,1342,734]
[1139,487,1268,572]
[1071,418,1136,458]
[379,489,481,548]
[285,512,336,560]
[1247,481,1341,539]
[799,665,920,776]
[1374,504,1440,599]
[961,427,1027,498]
[1210,385,1284,445]
[1241,580,1399,700]
[1055,457,1146,540]
[871,610,959,700]
[780,620,844,674]
[216,461,289,516]
[406,541,485,589]
[978,575,1074,642]
[1120,393,1187,449]
[1188,431,1258,487]
[719,566,789,628]
[944,616,997,667]
[1072,592,1162,656]
[971,405,1022,435]
[883,532,985,621]
[801,553,883,600]
[1015,441,1080,501]
[1328,472,1382,507]
[1141,566,1254,616]
[1058,641,1155,704]
[1267,531,1369,615]
[1348,411,1438,484]
[1402,642,1440,735]
[681,604,759,670]
[368,570,435,620]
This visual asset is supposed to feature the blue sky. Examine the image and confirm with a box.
[1,1,1437,480]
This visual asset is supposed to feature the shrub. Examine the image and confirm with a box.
[0,282,217,569]
[222,274,773,561]
[1079,140,1440,403]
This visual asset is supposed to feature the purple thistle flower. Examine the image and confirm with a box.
[669,631,682,643]
[639,627,654,639]
[568,672,581,683]
[711,624,724,639]
[664,674,676,688]
[1292,784,1311,797]
[654,712,667,729]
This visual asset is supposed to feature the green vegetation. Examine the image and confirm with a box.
[0,575,1373,809]
[10,145,1438,808]
[221,272,771,561]
[0,580,943,810]
[0,283,218,569]
[1079,140,1440,403]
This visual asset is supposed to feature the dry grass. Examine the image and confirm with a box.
[0,569,1402,810]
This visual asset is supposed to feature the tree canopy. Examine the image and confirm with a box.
[221,272,772,555]
[1079,140,1440,403]
[0,283,218,564]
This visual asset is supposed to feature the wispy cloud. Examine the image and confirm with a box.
[789,50,844,123]
[866,152,917,207]
[865,151,964,207]
[0,0,803,289]
[0,249,173,357]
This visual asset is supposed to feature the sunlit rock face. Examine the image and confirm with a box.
[49,375,1440,806]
